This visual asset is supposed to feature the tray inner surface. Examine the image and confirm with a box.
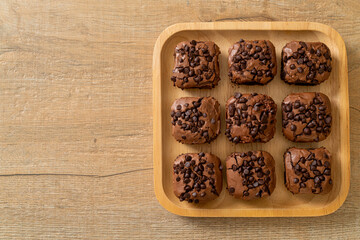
[160,29,344,211]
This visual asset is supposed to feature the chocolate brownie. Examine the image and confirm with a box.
[171,40,221,89]
[228,39,277,85]
[282,92,332,142]
[171,97,220,144]
[173,152,223,203]
[281,41,332,85]
[226,151,276,200]
[225,93,277,143]
[284,147,333,194]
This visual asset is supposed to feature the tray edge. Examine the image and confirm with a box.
[152,21,350,217]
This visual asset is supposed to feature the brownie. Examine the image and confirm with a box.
[284,147,333,194]
[171,40,221,89]
[171,97,220,144]
[225,93,277,143]
[226,151,276,200]
[173,152,223,203]
[282,92,332,142]
[281,41,332,85]
[228,39,277,85]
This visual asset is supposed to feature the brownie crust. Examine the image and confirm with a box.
[284,147,333,194]
[171,40,220,89]
[282,92,332,142]
[173,152,223,203]
[225,93,277,143]
[228,39,277,85]
[281,41,332,85]
[226,151,276,200]
[171,97,221,144]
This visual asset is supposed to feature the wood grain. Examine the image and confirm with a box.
[0,0,359,238]
[153,22,350,217]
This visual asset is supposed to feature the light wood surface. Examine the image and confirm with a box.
[0,0,359,239]
[153,22,350,217]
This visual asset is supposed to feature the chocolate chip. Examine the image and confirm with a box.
[297,67,303,73]
[325,116,332,124]
[316,49,322,57]
[303,127,311,135]
[314,176,320,184]
[324,161,330,168]
[234,92,242,99]
[229,187,235,193]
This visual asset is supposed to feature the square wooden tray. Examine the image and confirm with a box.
[152,22,350,217]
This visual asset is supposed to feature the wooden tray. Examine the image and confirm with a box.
[152,22,350,217]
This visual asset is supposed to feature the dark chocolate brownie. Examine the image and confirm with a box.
[171,40,220,89]
[173,152,223,203]
[284,147,333,194]
[228,39,277,85]
[226,151,276,200]
[225,93,277,143]
[282,92,332,142]
[171,97,220,144]
[281,41,332,85]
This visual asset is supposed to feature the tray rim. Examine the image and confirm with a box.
[152,21,350,217]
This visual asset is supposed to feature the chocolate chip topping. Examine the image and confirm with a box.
[282,92,332,142]
[171,40,221,89]
[173,153,223,203]
[225,93,277,143]
[228,40,277,85]
[281,41,332,85]
[171,97,221,144]
[284,147,332,194]
[226,151,276,200]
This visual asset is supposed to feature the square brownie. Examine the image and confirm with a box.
[226,151,276,200]
[171,97,220,144]
[173,152,223,204]
[281,41,332,85]
[228,39,277,85]
[284,147,332,194]
[282,92,332,142]
[171,40,220,89]
[225,93,277,143]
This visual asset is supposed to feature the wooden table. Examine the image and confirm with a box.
[0,0,359,239]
